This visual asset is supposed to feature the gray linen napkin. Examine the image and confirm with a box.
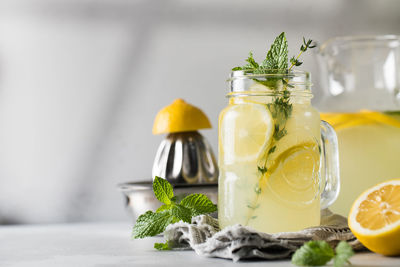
[163,209,365,262]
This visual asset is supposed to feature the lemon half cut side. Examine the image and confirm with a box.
[348,179,400,256]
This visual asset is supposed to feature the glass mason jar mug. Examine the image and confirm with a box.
[218,70,340,233]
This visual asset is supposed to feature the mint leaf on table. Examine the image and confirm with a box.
[132,211,173,239]
[292,240,335,266]
[132,177,217,246]
[292,240,354,267]
[153,176,174,205]
[171,204,193,223]
[154,241,171,251]
[334,241,354,267]
[262,32,288,70]
[156,204,171,213]
[180,193,217,216]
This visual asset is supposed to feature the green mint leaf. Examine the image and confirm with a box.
[244,52,259,69]
[180,193,217,216]
[171,217,181,223]
[132,211,173,239]
[154,241,171,251]
[262,32,288,70]
[153,176,174,205]
[291,241,335,266]
[246,52,259,69]
[232,66,243,71]
[171,204,192,223]
[334,241,354,267]
[156,204,172,213]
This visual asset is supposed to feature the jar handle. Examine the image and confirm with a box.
[320,120,340,209]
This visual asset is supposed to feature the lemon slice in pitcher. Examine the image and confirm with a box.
[220,103,274,163]
[321,110,400,131]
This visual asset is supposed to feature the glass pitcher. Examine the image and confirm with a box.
[218,70,340,233]
[316,35,400,216]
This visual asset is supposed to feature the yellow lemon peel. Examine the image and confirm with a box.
[153,99,211,135]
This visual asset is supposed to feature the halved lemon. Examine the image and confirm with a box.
[153,98,211,134]
[219,103,274,163]
[348,179,400,255]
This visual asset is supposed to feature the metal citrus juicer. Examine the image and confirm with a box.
[119,99,218,221]
[152,98,218,185]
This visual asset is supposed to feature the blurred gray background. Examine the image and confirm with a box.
[0,0,399,224]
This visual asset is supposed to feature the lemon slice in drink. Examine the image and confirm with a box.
[348,179,400,256]
[220,103,274,163]
[321,110,400,131]
[264,140,320,205]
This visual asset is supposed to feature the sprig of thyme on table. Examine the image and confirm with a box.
[232,32,316,225]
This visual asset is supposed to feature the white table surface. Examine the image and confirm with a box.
[0,222,399,267]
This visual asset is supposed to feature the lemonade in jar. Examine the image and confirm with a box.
[218,33,340,233]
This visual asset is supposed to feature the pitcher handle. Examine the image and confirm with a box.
[320,120,340,209]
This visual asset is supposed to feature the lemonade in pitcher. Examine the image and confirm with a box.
[316,35,400,216]
[218,33,340,233]
[322,111,400,216]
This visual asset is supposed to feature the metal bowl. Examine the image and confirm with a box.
[118,181,218,222]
